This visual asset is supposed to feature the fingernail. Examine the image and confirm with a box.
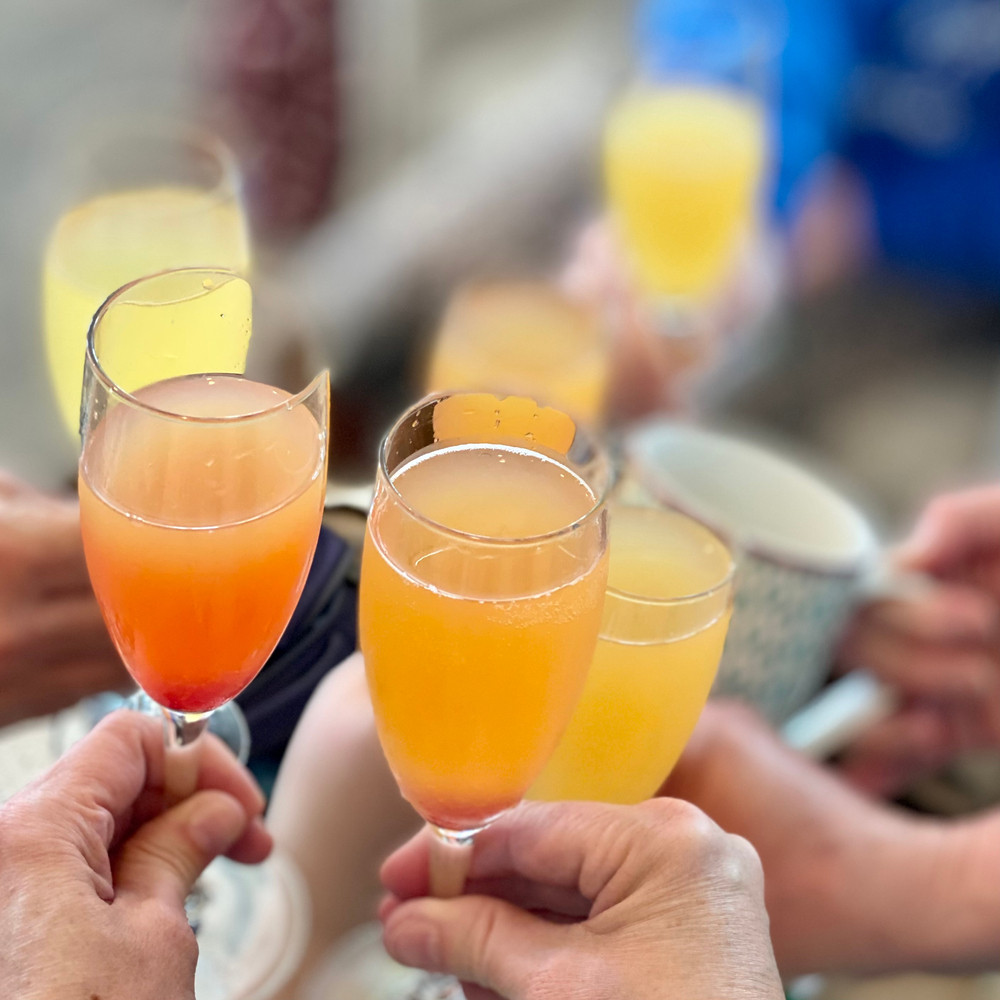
[384,904,443,970]
[187,793,247,856]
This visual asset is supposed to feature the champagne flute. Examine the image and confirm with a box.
[43,121,250,439]
[530,503,734,804]
[359,391,610,896]
[425,280,610,427]
[79,268,328,797]
[604,0,782,322]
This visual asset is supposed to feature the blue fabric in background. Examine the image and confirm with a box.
[780,0,1000,291]
[636,0,1000,292]
[237,525,358,762]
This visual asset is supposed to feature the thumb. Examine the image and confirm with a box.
[114,789,249,908]
[383,894,569,998]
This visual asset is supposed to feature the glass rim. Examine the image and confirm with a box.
[435,280,610,364]
[603,504,736,607]
[68,116,241,208]
[86,268,329,424]
[377,391,612,548]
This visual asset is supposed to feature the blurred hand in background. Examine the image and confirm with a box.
[0,471,127,726]
[561,218,780,423]
[663,702,1000,979]
[380,797,781,1000]
[837,485,1000,796]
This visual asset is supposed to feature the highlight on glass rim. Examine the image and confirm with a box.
[1,0,998,998]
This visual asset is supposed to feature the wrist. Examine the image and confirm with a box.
[822,810,1000,976]
[900,813,1000,972]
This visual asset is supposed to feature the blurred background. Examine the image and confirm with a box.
[4,0,997,526]
[1,1,998,996]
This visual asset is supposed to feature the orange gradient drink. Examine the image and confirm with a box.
[78,270,330,744]
[80,374,326,712]
[359,393,609,835]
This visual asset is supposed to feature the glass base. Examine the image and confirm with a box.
[50,691,250,764]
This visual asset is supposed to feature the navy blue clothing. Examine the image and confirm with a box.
[237,524,358,761]
[636,0,1000,291]
[782,0,1000,289]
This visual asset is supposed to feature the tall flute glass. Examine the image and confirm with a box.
[43,122,250,439]
[530,503,734,804]
[359,391,610,896]
[604,0,782,313]
[78,268,328,796]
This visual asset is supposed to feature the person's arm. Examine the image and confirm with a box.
[663,702,1000,978]
[267,652,421,998]
[380,797,783,1000]
[907,812,1000,972]
[0,710,271,1000]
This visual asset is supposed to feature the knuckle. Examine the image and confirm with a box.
[683,829,769,908]
[722,834,765,890]
[638,797,733,869]
[468,901,502,974]
[132,830,195,878]
[636,795,703,827]
[638,796,717,847]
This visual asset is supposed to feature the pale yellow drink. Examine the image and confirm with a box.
[604,86,765,299]
[427,282,609,426]
[43,186,250,435]
[530,504,733,804]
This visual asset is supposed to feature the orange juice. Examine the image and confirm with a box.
[79,374,325,713]
[605,86,765,298]
[359,442,608,831]
[44,187,250,436]
[427,283,609,425]
[530,505,732,804]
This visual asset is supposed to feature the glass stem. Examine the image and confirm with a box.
[428,825,476,899]
[162,708,212,805]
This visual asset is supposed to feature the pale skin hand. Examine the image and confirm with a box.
[560,219,780,422]
[0,471,129,726]
[380,798,783,1000]
[0,710,272,1000]
[663,701,1000,978]
[836,485,1000,796]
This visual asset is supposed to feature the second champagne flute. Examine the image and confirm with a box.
[529,503,734,804]
[359,392,610,895]
[44,122,250,438]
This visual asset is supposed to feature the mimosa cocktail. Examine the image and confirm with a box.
[43,128,249,436]
[80,374,326,712]
[604,86,765,300]
[359,392,609,872]
[530,504,733,804]
[426,282,609,426]
[78,269,328,758]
